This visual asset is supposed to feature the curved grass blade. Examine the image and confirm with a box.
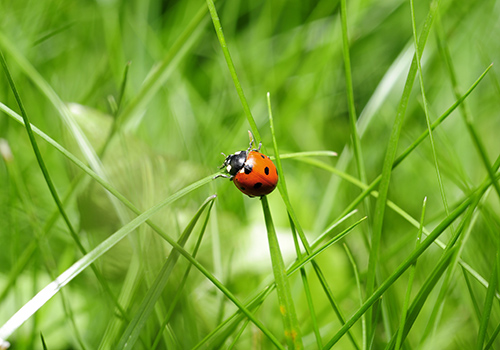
[394,197,426,350]
[410,0,450,217]
[117,196,216,350]
[290,215,322,349]
[205,0,261,145]
[340,0,370,233]
[476,255,498,349]
[343,243,366,350]
[261,196,303,349]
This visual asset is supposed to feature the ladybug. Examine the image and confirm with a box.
[215,139,279,197]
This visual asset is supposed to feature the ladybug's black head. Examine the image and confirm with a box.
[223,151,247,176]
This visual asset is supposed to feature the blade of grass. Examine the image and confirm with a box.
[205,0,261,145]
[394,197,426,350]
[261,195,303,349]
[340,0,367,196]
[476,254,498,349]
[267,93,360,350]
[290,215,322,349]
[365,0,440,338]
[117,196,216,350]
[343,243,366,350]
[410,0,450,217]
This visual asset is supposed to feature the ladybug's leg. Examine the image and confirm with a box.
[246,133,262,153]
[218,153,229,169]
[213,173,232,180]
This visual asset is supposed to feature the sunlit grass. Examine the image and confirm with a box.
[1,0,499,349]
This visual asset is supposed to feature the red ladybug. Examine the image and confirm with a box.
[216,140,279,197]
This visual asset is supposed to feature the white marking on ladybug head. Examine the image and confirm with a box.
[227,165,232,172]
[239,168,245,173]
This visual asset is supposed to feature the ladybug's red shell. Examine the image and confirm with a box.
[233,151,278,197]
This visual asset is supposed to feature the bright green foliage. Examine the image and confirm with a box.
[1,0,499,349]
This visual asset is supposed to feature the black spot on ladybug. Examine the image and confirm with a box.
[253,182,263,189]
[244,164,253,174]
[240,187,246,190]
[261,154,265,159]
[264,166,270,175]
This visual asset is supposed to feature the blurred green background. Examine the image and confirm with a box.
[1,0,499,348]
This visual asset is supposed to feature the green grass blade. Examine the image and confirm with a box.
[40,332,47,350]
[476,255,498,349]
[340,0,366,187]
[261,196,303,349]
[290,215,322,349]
[117,196,216,350]
[394,197,426,350]
[205,0,261,145]
[343,243,366,350]
[365,1,440,337]
[410,0,450,216]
